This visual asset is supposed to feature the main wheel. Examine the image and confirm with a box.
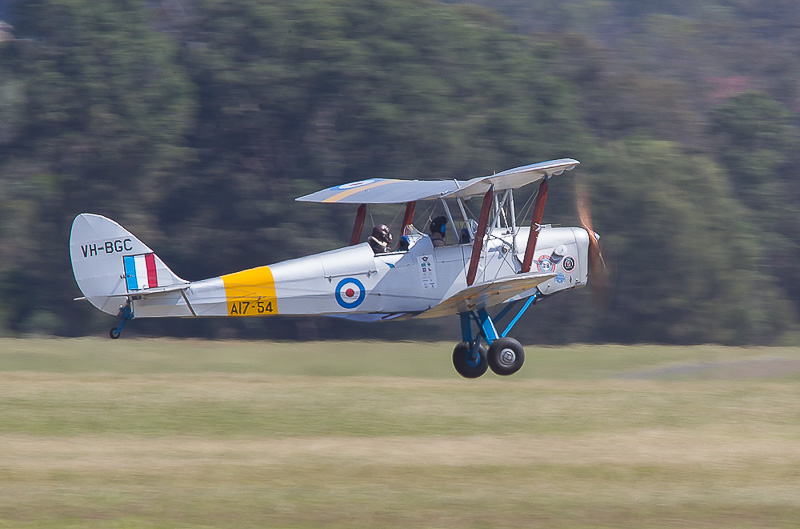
[452,342,488,379]
[109,327,121,339]
[487,337,525,376]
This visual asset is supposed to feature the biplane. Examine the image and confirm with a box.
[70,158,605,378]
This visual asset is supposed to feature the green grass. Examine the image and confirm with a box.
[1,339,799,528]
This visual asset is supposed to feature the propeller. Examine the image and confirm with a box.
[575,183,610,303]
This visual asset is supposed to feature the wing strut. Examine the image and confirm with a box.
[401,201,416,232]
[521,177,549,273]
[466,186,493,286]
[350,204,367,245]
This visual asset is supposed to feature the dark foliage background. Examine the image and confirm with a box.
[0,0,798,344]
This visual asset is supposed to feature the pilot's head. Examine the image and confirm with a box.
[398,235,410,252]
[430,216,447,235]
[372,224,392,244]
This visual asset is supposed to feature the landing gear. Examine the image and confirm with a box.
[452,292,544,378]
[109,299,133,339]
[452,342,488,378]
[487,337,525,376]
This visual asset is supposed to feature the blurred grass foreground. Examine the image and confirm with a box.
[1,338,799,528]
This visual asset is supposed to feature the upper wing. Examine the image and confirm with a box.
[295,158,579,204]
[295,178,461,204]
[415,272,555,319]
[443,158,579,199]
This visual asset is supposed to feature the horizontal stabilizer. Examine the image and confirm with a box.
[104,283,191,298]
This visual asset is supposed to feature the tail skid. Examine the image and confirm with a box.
[69,214,189,316]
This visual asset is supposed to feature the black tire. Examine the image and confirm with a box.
[109,327,121,339]
[452,342,488,379]
[487,337,525,376]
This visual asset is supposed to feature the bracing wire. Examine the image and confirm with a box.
[516,188,538,227]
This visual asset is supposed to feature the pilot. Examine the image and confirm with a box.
[430,216,447,247]
[459,227,471,244]
[368,224,393,254]
[397,235,410,252]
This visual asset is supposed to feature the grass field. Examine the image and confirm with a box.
[1,338,799,528]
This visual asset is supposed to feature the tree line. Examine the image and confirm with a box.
[0,0,797,344]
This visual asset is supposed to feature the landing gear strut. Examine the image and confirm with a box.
[452,292,543,378]
[109,299,133,339]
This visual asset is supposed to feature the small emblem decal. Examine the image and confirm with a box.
[536,255,554,273]
[418,255,437,289]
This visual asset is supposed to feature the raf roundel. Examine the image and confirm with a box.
[334,179,378,190]
[335,277,366,309]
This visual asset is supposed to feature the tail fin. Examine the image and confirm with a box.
[70,214,188,315]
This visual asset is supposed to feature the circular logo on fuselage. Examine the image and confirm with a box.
[562,256,575,272]
[335,278,366,309]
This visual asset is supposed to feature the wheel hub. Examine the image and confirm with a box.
[498,348,516,366]
[465,349,481,368]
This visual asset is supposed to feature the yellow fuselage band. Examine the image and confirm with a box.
[221,266,278,316]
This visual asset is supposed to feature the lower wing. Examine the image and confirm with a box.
[417,273,555,319]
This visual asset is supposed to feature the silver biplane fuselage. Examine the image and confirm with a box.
[70,159,596,377]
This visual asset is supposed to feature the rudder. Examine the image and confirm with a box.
[70,214,187,315]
